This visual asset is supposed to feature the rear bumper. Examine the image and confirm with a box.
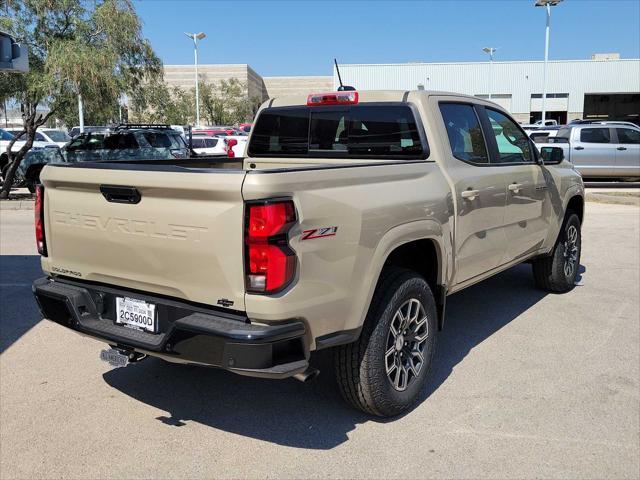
[32,277,308,379]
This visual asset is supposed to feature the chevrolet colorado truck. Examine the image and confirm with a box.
[32,90,584,417]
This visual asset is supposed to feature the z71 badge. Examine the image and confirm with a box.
[301,226,338,240]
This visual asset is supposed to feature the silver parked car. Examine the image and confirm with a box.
[543,122,640,179]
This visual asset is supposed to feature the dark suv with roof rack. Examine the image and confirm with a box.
[63,124,189,163]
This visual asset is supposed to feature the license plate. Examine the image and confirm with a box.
[115,296,157,333]
[100,348,129,368]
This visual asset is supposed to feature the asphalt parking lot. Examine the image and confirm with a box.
[1,202,639,479]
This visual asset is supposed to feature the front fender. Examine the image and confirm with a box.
[542,182,584,253]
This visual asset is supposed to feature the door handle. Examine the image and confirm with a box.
[100,185,141,204]
[617,147,627,151]
[574,146,585,150]
[461,189,480,200]
[508,183,523,193]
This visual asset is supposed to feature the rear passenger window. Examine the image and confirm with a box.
[439,103,489,164]
[486,109,533,164]
[102,133,138,150]
[616,128,640,144]
[580,128,610,144]
[143,132,172,148]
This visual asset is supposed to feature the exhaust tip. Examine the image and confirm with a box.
[293,367,320,383]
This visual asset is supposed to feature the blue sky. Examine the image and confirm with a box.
[133,0,640,76]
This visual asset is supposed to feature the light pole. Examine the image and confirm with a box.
[482,47,497,100]
[185,31,206,127]
[535,0,563,125]
[78,93,84,133]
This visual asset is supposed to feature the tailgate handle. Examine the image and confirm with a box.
[100,185,141,204]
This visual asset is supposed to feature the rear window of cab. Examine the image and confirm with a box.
[248,104,427,159]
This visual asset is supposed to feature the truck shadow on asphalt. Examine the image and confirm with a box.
[102,262,586,449]
[0,255,44,353]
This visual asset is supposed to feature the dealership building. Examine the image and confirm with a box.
[162,64,333,104]
[161,54,639,126]
[333,55,640,125]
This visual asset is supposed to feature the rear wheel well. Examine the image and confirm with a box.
[380,239,446,329]
[383,240,439,291]
[566,195,584,224]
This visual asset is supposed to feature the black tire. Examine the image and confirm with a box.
[334,268,438,417]
[532,212,582,293]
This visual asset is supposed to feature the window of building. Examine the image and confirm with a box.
[531,93,569,98]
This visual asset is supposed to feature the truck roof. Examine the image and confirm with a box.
[266,90,484,108]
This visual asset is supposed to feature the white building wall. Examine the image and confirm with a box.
[334,59,640,116]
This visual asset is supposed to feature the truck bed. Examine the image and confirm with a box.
[40,161,249,310]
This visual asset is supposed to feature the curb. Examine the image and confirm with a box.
[0,200,35,210]
[585,192,640,207]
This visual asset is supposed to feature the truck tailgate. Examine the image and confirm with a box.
[40,165,247,310]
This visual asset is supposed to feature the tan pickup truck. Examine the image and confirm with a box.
[33,90,584,417]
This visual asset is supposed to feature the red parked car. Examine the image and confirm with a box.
[192,128,235,137]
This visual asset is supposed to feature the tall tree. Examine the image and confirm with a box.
[128,80,194,125]
[199,78,258,126]
[130,77,260,126]
[0,0,161,198]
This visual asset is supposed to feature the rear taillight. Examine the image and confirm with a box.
[307,91,359,106]
[226,139,238,158]
[34,184,47,256]
[245,200,296,294]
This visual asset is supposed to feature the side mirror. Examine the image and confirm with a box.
[540,146,564,165]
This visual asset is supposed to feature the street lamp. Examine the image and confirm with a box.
[482,47,497,100]
[185,31,206,127]
[535,0,563,125]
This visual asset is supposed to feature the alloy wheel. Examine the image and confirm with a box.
[563,224,579,278]
[385,298,429,391]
